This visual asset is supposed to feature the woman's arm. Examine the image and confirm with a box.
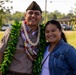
[65,46,76,74]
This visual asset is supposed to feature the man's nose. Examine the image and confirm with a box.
[32,13,36,16]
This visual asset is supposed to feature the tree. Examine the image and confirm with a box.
[53,10,65,19]
[51,14,57,20]
[12,11,24,22]
[70,3,76,30]
[0,0,13,30]
[67,13,74,17]
[0,9,4,29]
[0,0,13,13]
[74,3,76,15]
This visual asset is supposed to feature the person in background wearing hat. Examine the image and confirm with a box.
[41,20,76,75]
[0,1,46,75]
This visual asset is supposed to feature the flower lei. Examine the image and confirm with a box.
[0,22,46,75]
[22,22,40,46]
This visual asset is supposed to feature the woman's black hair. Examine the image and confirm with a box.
[44,20,67,42]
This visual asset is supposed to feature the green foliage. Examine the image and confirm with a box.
[42,10,66,24]
[0,0,13,30]
[71,17,76,30]
[74,3,76,15]
[12,11,24,22]
[0,9,5,30]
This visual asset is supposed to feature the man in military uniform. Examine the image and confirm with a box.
[0,1,44,75]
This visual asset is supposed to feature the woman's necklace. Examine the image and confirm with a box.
[22,22,40,46]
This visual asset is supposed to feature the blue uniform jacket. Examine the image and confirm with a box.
[45,39,76,75]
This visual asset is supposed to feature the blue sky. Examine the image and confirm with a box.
[5,0,76,14]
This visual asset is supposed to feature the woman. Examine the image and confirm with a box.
[41,20,76,75]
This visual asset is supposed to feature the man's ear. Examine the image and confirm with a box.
[25,13,26,16]
[41,15,42,19]
[24,13,26,20]
[40,15,42,21]
[39,16,42,24]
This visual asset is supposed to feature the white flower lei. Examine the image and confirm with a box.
[22,22,40,46]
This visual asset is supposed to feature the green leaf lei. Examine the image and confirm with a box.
[0,21,21,75]
[33,24,46,75]
[0,22,46,75]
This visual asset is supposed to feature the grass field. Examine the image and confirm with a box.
[0,31,4,40]
[64,31,76,48]
[0,31,76,48]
